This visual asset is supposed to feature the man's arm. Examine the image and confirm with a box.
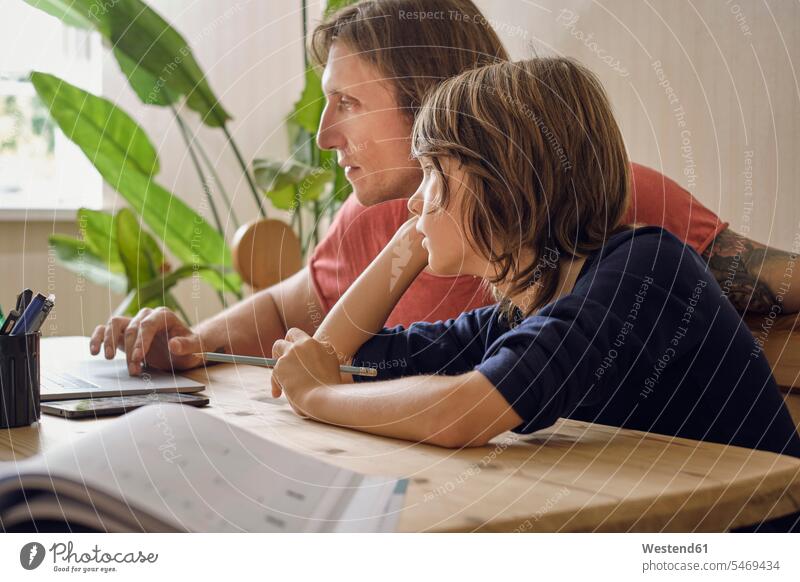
[702,227,799,314]
[196,266,322,357]
[91,265,324,374]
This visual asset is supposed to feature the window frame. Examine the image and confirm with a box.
[0,9,105,221]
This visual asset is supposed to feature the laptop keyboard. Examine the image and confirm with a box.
[42,372,100,392]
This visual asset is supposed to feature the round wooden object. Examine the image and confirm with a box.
[231,218,303,291]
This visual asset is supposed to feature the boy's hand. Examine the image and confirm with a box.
[271,328,342,416]
[392,216,429,271]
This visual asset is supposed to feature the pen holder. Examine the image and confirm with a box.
[0,333,41,428]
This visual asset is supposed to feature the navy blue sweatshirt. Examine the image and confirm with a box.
[352,226,800,458]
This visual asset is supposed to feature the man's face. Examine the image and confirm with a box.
[317,42,422,206]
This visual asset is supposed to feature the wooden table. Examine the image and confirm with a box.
[2,337,800,532]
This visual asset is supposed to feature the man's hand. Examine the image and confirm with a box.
[89,307,207,375]
[271,328,343,417]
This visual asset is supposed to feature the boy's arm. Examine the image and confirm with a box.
[300,370,523,448]
[314,218,428,362]
[194,266,321,355]
[702,228,800,314]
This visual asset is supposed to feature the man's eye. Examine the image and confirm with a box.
[339,99,354,110]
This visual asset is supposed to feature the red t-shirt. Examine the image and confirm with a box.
[309,162,728,328]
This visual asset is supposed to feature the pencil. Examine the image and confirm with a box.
[195,352,378,377]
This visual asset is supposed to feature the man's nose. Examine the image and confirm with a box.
[317,104,340,151]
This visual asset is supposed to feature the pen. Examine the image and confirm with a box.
[10,293,46,335]
[29,294,55,333]
[195,352,378,377]
[15,288,33,313]
[0,309,20,335]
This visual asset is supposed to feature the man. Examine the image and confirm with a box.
[90,0,800,377]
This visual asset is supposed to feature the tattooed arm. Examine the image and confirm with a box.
[702,227,800,314]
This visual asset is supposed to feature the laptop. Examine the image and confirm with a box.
[41,356,205,402]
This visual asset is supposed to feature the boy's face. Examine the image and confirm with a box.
[407,156,490,278]
[317,42,423,206]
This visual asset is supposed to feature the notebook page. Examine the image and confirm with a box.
[20,404,401,532]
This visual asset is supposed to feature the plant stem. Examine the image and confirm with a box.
[190,120,240,229]
[312,199,321,247]
[171,106,225,237]
[327,191,337,221]
[173,117,235,308]
[294,187,306,255]
[222,124,267,217]
[302,0,308,68]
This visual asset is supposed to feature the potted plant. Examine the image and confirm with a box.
[26,0,355,315]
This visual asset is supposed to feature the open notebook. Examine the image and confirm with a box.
[0,404,407,532]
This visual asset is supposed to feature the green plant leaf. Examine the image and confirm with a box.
[161,292,183,319]
[253,158,333,210]
[22,0,93,29]
[253,158,313,190]
[76,208,124,273]
[298,168,334,202]
[116,264,227,316]
[30,71,160,177]
[116,288,167,317]
[113,48,180,107]
[48,234,128,293]
[32,72,240,294]
[318,148,352,202]
[325,0,358,16]
[141,264,226,301]
[106,0,231,126]
[128,210,166,273]
[288,68,325,136]
[287,120,314,167]
[266,185,296,211]
[115,208,160,291]
[100,158,240,294]
[25,0,230,127]
[331,164,352,202]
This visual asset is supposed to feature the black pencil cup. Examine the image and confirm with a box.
[0,333,41,428]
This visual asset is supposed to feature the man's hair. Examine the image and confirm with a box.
[412,57,631,320]
[310,0,509,117]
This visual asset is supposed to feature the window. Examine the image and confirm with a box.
[0,2,103,214]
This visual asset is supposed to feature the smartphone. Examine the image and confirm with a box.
[41,393,210,419]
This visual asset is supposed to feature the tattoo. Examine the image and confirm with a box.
[702,228,793,313]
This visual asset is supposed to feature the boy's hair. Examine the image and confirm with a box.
[412,58,631,320]
[309,0,509,117]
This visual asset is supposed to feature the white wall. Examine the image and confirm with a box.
[2,0,798,337]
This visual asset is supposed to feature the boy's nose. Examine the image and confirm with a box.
[407,190,423,216]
